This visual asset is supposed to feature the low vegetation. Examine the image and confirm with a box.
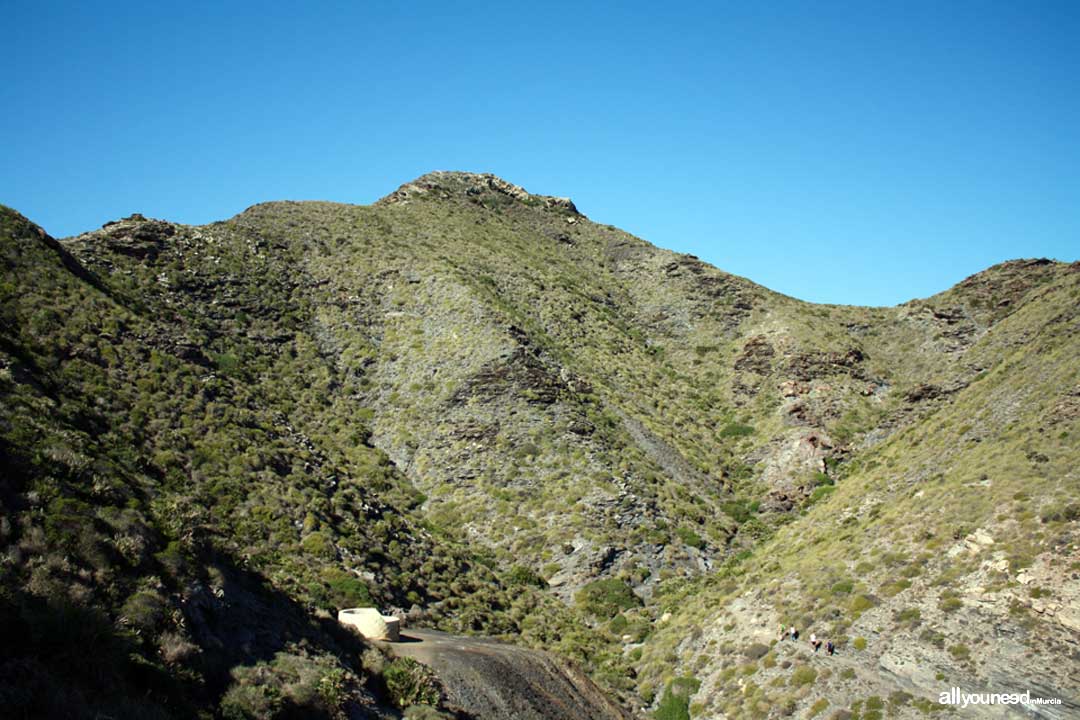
[2,172,1077,718]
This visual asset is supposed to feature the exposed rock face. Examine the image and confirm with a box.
[905,383,944,402]
[784,347,867,381]
[756,431,835,510]
[89,213,177,261]
[734,335,775,374]
[450,344,566,405]
[1045,385,1080,424]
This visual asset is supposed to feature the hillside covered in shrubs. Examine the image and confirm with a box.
[2,172,1077,718]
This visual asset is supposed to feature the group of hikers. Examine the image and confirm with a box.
[779,624,835,655]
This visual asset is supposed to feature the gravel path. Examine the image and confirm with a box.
[383,629,635,720]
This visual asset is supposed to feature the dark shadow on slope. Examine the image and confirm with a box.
[0,543,411,720]
[0,590,195,720]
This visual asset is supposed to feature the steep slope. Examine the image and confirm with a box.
[638,263,1080,717]
[0,203,626,718]
[2,171,1077,719]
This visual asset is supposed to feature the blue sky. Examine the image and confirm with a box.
[3,0,1077,305]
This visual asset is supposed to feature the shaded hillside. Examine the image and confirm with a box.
[2,171,1077,718]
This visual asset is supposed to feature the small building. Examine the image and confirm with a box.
[338,608,400,641]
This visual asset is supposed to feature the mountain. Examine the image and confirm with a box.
[1,171,1077,719]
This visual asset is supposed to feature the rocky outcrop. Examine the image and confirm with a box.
[378,171,580,214]
[734,335,775,374]
[784,347,868,381]
[755,431,835,509]
[84,213,177,261]
[450,344,567,406]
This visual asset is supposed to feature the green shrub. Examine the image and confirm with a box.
[849,594,875,614]
[720,500,753,523]
[654,676,700,720]
[213,352,241,376]
[403,707,454,719]
[852,636,867,651]
[948,644,970,660]
[939,596,962,613]
[831,580,854,595]
[120,589,167,632]
[895,607,921,626]
[889,690,912,707]
[383,657,440,708]
[43,497,97,552]
[575,579,641,619]
[506,564,547,587]
[718,423,754,438]
[301,532,336,559]
[920,628,946,649]
[790,665,817,687]
[808,485,835,505]
[880,579,911,597]
[220,680,277,719]
[1040,504,1080,523]
[676,526,706,550]
[221,652,352,719]
[154,540,186,576]
[900,563,923,578]
[743,643,770,660]
[321,567,373,608]
[514,442,541,459]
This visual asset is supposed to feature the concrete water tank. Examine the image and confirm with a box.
[338,608,401,641]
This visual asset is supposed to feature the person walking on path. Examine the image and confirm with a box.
[826,640,835,656]
[810,632,817,650]
[790,626,799,641]
[780,624,786,641]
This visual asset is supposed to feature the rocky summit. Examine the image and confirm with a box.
[1,172,1077,719]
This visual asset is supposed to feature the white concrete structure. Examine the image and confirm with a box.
[338,608,400,641]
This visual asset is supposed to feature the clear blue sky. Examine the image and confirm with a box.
[3,0,1077,305]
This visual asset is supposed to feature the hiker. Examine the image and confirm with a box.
[790,626,799,641]
[779,623,786,640]
[827,640,835,656]
[809,632,817,648]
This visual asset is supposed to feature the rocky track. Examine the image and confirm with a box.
[383,629,635,720]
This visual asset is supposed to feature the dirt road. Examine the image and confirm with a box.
[383,629,635,720]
